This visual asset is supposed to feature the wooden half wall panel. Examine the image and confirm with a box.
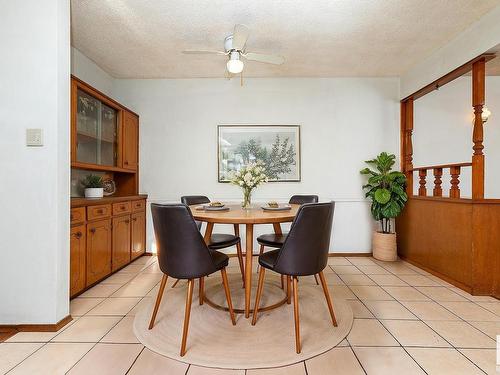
[397,197,499,298]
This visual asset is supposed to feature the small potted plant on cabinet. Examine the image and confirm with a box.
[81,174,104,199]
[360,152,407,261]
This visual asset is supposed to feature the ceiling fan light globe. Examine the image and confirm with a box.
[227,59,244,74]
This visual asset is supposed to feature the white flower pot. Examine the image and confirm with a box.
[372,231,397,261]
[84,188,104,199]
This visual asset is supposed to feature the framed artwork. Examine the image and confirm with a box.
[218,125,301,182]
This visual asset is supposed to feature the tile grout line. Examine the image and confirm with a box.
[124,345,146,374]
[348,343,368,375]
[58,315,127,373]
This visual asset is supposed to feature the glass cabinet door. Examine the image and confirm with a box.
[76,89,117,166]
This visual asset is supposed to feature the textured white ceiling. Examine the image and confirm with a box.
[71,0,500,78]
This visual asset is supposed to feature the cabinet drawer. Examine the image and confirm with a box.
[70,207,86,225]
[113,201,131,215]
[87,204,111,221]
[131,200,146,212]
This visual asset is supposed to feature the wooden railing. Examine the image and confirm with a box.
[409,162,472,198]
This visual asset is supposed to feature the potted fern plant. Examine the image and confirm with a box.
[360,152,407,261]
[81,174,104,198]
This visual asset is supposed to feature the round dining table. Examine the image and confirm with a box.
[190,203,300,318]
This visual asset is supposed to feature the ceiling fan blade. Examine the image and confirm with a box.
[182,50,226,55]
[244,52,285,65]
[232,24,250,51]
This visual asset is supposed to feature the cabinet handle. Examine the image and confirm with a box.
[75,231,82,238]
[97,209,103,214]
[90,228,96,234]
[132,218,137,222]
[124,161,129,165]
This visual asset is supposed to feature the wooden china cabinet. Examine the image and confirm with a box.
[70,76,147,298]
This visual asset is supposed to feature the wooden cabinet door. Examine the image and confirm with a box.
[86,219,112,285]
[70,225,86,297]
[112,215,131,271]
[131,211,146,259]
[122,111,138,171]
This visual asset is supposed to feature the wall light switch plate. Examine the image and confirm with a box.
[26,128,43,146]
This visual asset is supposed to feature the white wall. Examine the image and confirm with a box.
[71,47,114,96]
[401,5,500,99]
[0,0,70,324]
[113,77,400,253]
[413,75,500,198]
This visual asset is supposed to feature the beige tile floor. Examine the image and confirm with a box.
[2,255,499,375]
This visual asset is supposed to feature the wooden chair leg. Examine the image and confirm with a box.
[199,277,204,305]
[180,279,194,357]
[256,244,265,273]
[149,274,168,330]
[286,275,292,304]
[292,276,301,354]
[234,224,245,285]
[314,274,319,285]
[281,275,285,289]
[318,271,338,327]
[251,267,266,325]
[220,268,236,325]
[171,279,180,288]
[235,242,245,286]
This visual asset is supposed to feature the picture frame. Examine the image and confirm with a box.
[218,125,301,182]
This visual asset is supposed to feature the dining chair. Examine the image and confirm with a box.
[256,195,320,286]
[251,202,337,354]
[180,196,245,288]
[149,203,236,356]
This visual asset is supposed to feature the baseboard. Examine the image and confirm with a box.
[0,328,17,342]
[399,255,473,294]
[0,315,73,335]
[229,252,373,258]
[329,252,373,257]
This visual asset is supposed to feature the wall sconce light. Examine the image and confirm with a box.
[481,106,491,123]
[472,106,491,124]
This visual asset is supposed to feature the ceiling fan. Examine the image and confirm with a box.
[182,24,285,78]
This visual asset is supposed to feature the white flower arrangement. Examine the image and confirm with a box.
[230,162,269,190]
[229,162,269,208]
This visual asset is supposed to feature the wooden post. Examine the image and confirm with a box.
[433,168,443,197]
[418,170,427,196]
[403,99,414,196]
[472,59,485,200]
[450,166,461,199]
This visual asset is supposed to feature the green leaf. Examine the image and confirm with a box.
[360,168,375,175]
[374,188,391,204]
[381,200,401,218]
[368,175,383,185]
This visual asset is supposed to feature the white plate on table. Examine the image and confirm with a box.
[261,204,292,211]
[202,205,230,211]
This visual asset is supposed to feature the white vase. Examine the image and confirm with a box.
[84,188,104,199]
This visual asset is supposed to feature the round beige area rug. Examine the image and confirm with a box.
[133,272,353,369]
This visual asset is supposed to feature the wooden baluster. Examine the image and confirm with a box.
[472,59,485,199]
[403,100,414,196]
[418,170,427,196]
[450,166,461,198]
[433,168,443,197]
